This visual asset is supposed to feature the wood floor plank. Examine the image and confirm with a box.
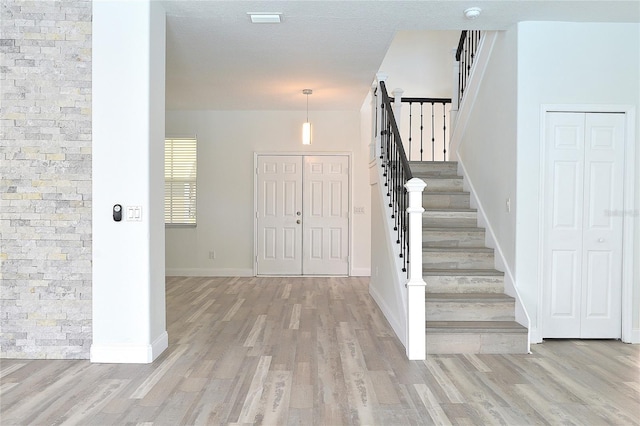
[129,345,188,399]
[1,276,638,425]
[236,355,271,423]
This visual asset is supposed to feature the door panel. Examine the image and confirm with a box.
[544,113,584,337]
[580,113,624,338]
[302,156,349,275]
[256,156,303,275]
[543,112,624,339]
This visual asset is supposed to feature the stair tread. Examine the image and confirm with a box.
[424,208,477,213]
[423,227,484,232]
[427,293,514,301]
[423,190,469,194]
[409,161,455,165]
[423,246,493,253]
[423,268,504,276]
[426,321,528,333]
[414,173,462,178]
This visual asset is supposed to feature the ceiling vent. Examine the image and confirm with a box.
[248,13,282,24]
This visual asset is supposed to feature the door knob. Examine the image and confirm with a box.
[296,219,301,224]
[296,211,301,216]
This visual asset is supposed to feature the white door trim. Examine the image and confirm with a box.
[538,104,636,343]
[253,151,352,276]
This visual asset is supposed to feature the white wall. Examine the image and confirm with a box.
[369,178,406,344]
[457,28,518,275]
[378,31,459,98]
[149,2,167,344]
[515,22,640,341]
[165,110,370,276]
[92,0,167,363]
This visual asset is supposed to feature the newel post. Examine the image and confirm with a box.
[405,177,427,360]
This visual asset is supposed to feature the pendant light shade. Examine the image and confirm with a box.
[302,89,312,145]
[302,121,311,145]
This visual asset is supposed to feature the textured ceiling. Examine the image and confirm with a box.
[162,0,640,111]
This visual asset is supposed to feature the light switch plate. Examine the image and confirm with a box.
[126,206,142,221]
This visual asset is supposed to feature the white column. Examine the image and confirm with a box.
[449,49,460,161]
[405,177,427,360]
[451,48,460,113]
[91,0,167,363]
[375,73,388,160]
[369,81,377,163]
[392,88,404,131]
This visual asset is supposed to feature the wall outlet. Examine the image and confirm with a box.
[208,251,216,260]
[354,206,365,214]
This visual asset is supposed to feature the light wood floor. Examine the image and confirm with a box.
[1,276,639,425]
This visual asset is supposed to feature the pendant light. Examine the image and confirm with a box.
[302,89,312,145]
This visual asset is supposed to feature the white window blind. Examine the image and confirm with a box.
[165,137,197,225]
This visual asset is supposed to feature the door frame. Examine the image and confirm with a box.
[253,151,352,276]
[538,104,636,343]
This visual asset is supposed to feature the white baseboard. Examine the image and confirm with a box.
[628,328,640,344]
[528,327,543,345]
[350,267,371,277]
[90,331,168,364]
[166,268,253,277]
[151,331,169,359]
[369,284,406,348]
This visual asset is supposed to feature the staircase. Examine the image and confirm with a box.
[410,161,528,354]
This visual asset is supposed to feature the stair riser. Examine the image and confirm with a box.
[425,275,504,293]
[423,215,477,228]
[424,218,477,228]
[423,252,495,269]
[422,178,464,192]
[422,193,470,209]
[423,230,485,248]
[426,301,515,321]
[409,162,458,176]
[426,333,528,354]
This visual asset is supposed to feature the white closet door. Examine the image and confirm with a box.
[543,112,624,338]
[302,156,349,275]
[579,113,624,338]
[256,156,303,275]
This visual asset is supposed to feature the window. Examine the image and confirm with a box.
[165,137,197,225]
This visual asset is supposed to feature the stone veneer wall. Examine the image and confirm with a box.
[1,1,92,359]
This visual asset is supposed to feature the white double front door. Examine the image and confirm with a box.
[542,112,625,338]
[256,155,349,275]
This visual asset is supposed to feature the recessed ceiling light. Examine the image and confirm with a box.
[248,13,282,24]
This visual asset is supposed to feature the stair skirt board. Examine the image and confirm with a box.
[414,161,528,355]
